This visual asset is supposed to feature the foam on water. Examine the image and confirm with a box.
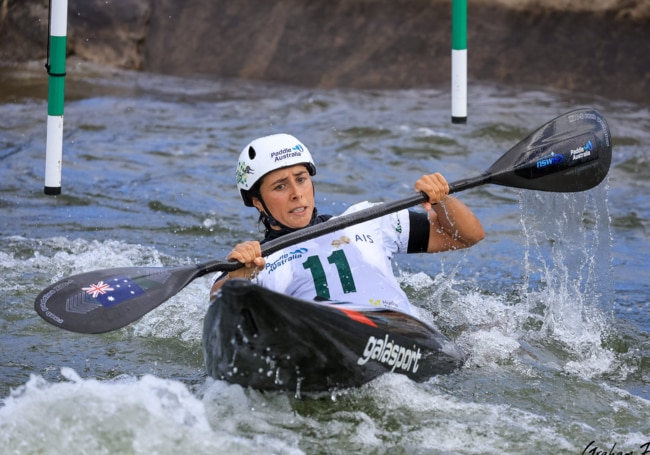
[2,236,168,279]
[0,368,304,455]
[198,373,573,454]
[3,365,650,455]
[130,277,211,342]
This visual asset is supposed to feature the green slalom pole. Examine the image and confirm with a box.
[44,0,68,195]
[451,0,467,124]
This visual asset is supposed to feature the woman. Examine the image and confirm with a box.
[210,133,485,316]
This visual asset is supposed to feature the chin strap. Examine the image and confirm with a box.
[257,198,285,230]
[258,200,323,241]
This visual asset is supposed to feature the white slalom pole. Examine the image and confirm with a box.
[451,0,467,124]
[44,0,68,195]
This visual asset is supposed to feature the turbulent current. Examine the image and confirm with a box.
[1,61,649,454]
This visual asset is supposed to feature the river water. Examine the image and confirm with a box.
[1,60,649,454]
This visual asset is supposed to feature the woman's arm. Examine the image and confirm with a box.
[414,173,485,253]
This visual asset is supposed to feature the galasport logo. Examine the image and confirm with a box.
[357,334,422,373]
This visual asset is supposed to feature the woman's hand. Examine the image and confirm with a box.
[210,240,266,299]
[226,240,265,279]
[414,173,450,210]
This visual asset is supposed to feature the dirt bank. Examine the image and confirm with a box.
[1,0,648,103]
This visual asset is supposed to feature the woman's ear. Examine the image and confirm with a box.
[251,197,264,214]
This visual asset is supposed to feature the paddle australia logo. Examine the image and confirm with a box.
[570,140,593,161]
[536,152,564,169]
[271,144,305,163]
[357,334,422,373]
[236,160,254,187]
[81,276,145,307]
[265,247,309,273]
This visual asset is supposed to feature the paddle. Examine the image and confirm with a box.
[34,108,612,334]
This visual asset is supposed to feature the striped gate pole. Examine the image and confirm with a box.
[44,0,68,195]
[451,0,467,124]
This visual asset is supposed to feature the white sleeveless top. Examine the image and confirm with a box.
[249,201,419,316]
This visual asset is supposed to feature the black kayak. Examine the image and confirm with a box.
[202,279,465,392]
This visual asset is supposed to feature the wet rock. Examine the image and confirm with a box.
[1,0,648,103]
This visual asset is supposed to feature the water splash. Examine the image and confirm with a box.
[518,183,615,376]
[402,183,617,377]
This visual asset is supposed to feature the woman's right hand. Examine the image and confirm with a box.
[210,241,266,300]
[226,240,265,279]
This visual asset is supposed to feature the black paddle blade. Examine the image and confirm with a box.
[487,108,612,192]
[34,265,201,334]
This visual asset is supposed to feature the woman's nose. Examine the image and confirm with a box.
[289,183,302,199]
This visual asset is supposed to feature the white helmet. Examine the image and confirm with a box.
[236,133,316,206]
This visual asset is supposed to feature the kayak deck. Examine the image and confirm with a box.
[202,279,464,392]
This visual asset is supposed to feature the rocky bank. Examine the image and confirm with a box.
[1,0,648,103]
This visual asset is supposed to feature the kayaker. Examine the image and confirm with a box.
[210,133,485,316]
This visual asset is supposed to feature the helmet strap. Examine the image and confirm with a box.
[256,197,280,227]
[255,195,320,239]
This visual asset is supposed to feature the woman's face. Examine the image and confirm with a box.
[252,164,315,230]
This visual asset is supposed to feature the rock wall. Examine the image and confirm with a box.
[1,0,648,103]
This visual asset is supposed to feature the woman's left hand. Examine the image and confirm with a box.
[414,173,449,211]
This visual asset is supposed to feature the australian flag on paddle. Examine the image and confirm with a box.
[82,275,145,307]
